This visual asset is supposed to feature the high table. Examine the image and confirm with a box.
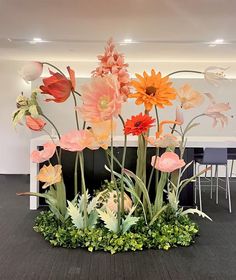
[30,135,236,210]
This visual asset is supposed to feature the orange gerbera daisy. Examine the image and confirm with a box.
[130,69,176,111]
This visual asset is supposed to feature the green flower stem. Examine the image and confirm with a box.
[72,92,80,130]
[74,151,79,196]
[110,119,121,231]
[154,172,168,212]
[42,62,66,77]
[41,114,61,139]
[118,114,127,214]
[167,70,204,77]
[42,129,60,164]
[79,152,88,228]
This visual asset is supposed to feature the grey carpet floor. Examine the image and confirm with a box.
[0,174,236,280]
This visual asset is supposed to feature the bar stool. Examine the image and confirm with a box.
[194,148,232,213]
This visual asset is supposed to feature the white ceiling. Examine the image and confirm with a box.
[1,0,236,61]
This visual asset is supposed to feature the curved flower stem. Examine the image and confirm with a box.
[147,106,160,192]
[83,121,86,130]
[79,152,88,228]
[167,70,204,77]
[72,92,80,130]
[41,114,61,139]
[118,114,127,214]
[42,129,60,164]
[74,151,79,196]
[42,62,66,77]
[110,118,121,231]
[73,90,81,96]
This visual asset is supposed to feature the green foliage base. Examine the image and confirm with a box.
[34,210,199,254]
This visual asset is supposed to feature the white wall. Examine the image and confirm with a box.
[1,60,236,174]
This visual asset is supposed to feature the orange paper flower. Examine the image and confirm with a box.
[26,116,46,131]
[129,69,176,111]
[124,113,155,136]
[37,164,62,189]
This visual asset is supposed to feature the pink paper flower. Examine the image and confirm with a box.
[60,130,96,152]
[205,102,231,127]
[151,152,185,173]
[19,62,43,83]
[77,75,123,122]
[31,142,56,163]
[92,38,130,101]
[175,106,184,125]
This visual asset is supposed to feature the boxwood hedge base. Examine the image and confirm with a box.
[34,210,199,254]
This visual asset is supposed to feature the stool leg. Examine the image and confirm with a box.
[216,165,219,205]
[198,165,202,211]
[210,165,213,199]
[230,160,234,178]
[226,165,232,213]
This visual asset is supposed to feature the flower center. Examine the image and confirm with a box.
[134,121,142,127]
[100,97,109,109]
[146,86,156,96]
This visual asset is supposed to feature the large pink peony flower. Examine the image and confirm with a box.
[59,130,96,152]
[31,141,56,163]
[151,152,185,173]
[77,75,123,122]
[92,38,130,101]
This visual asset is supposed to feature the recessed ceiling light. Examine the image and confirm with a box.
[123,38,132,43]
[208,44,216,47]
[214,38,224,44]
[33,37,43,42]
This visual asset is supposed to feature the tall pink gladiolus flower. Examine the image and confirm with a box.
[77,75,123,122]
[151,152,185,173]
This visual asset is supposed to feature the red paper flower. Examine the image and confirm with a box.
[124,113,155,136]
[40,67,75,103]
[26,116,46,131]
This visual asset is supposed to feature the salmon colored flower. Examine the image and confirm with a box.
[77,75,122,122]
[156,120,181,138]
[19,62,43,83]
[37,164,62,189]
[89,120,116,150]
[40,67,75,103]
[26,115,46,131]
[92,38,130,100]
[124,113,155,136]
[205,102,231,127]
[151,152,185,173]
[177,84,204,110]
[31,142,56,163]
[147,134,179,148]
[129,69,176,111]
[60,130,96,152]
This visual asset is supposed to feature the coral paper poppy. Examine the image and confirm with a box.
[31,141,56,163]
[151,152,185,173]
[40,68,75,103]
[26,115,46,131]
[129,69,176,111]
[124,113,155,136]
[177,84,204,110]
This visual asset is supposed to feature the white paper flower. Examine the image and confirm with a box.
[19,62,43,83]
[204,66,229,87]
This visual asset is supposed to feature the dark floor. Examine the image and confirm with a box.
[0,175,236,280]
